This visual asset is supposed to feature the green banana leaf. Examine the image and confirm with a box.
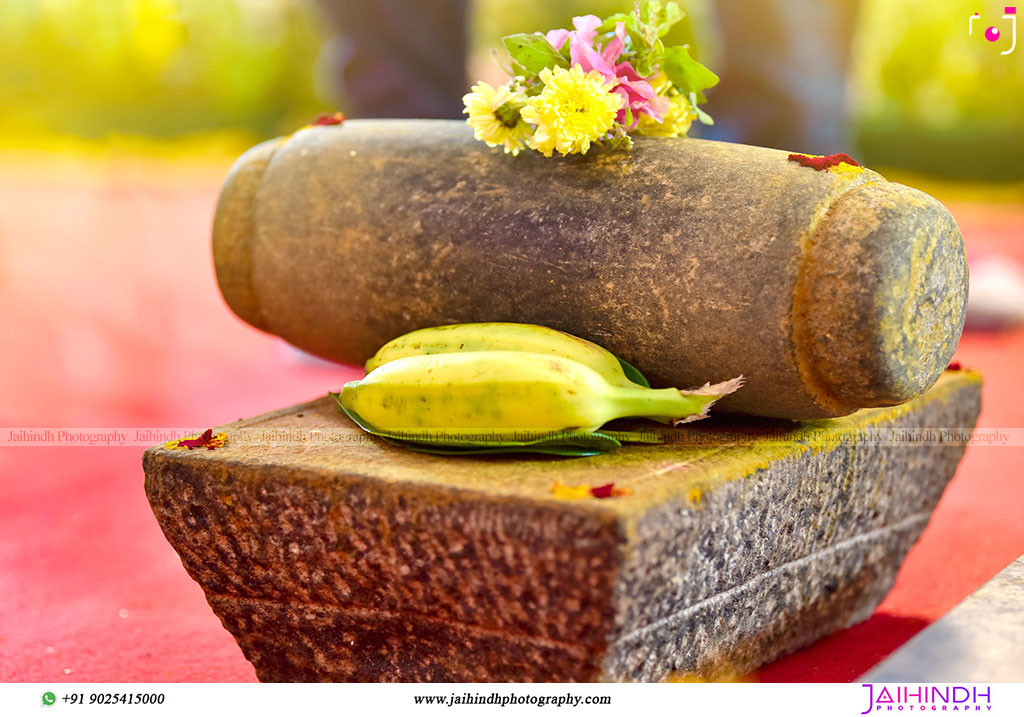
[328,392,663,457]
[616,356,651,388]
[375,435,612,457]
[600,429,667,444]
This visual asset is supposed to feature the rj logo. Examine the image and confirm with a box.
[970,7,1017,54]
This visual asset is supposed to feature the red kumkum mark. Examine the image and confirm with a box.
[787,152,860,171]
[947,361,963,371]
[311,112,346,127]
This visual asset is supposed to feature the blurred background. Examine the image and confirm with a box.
[2,0,1023,684]
[1,0,1023,177]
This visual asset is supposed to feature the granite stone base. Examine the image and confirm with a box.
[143,371,981,681]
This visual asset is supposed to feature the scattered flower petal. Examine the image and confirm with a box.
[311,112,346,127]
[550,481,592,499]
[590,482,631,499]
[787,152,860,171]
[551,481,632,499]
[165,428,227,451]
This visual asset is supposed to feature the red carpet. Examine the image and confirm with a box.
[1,160,1022,682]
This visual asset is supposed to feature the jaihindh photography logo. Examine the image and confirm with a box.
[860,684,993,713]
[970,7,1017,54]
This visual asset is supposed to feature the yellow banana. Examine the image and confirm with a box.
[341,350,742,444]
[364,322,644,388]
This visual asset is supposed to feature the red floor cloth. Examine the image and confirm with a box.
[1,163,1022,682]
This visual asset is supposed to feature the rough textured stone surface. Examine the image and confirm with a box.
[212,119,968,418]
[143,371,981,682]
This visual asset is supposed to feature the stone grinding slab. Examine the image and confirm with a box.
[143,371,981,682]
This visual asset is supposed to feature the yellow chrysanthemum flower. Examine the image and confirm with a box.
[520,66,624,157]
[637,93,698,138]
[635,71,697,138]
[648,70,672,95]
[462,81,533,156]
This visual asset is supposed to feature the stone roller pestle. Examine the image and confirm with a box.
[212,119,967,419]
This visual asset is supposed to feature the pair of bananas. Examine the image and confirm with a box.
[335,323,743,455]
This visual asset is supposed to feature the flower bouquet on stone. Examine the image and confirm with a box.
[463,0,718,157]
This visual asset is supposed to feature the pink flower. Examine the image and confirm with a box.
[546,15,667,128]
